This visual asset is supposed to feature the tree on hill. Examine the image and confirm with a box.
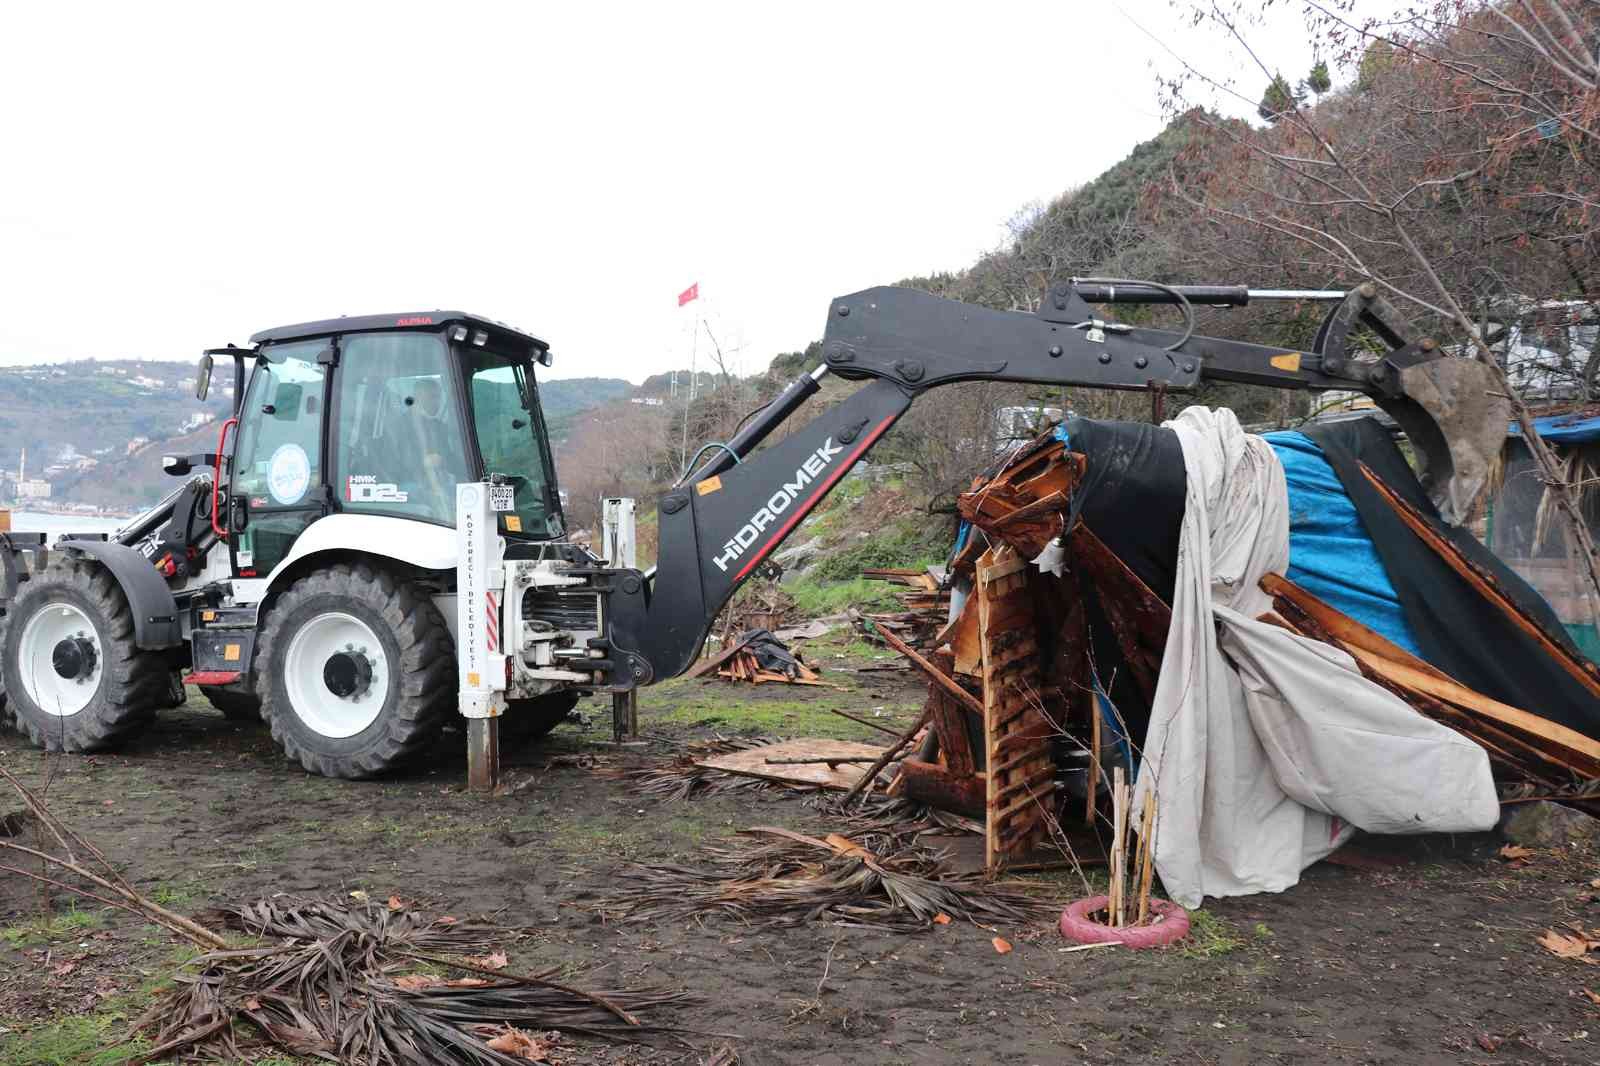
[1257,72,1302,122]
[1306,60,1331,95]
[1159,0,1600,608]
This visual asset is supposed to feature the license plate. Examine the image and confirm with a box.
[489,484,516,512]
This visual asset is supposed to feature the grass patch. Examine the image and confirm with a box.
[807,516,946,583]
[148,880,208,908]
[1181,909,1244,959]
[1,905,105,947]
[786,576,903,617]
[0,1008,151,1066]
[642,679,919,741]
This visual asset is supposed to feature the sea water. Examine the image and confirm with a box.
[4,511,129,542]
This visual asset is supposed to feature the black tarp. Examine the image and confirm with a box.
[1303,419,1600,742]
[736,629,803,678]
[1059,417,1187,605]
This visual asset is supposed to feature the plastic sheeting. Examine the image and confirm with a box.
[1263,431,1422,656]
[1135,408,1499,908]
[1513,412,1600,444]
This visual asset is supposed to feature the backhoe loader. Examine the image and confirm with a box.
[0,280,1507,779]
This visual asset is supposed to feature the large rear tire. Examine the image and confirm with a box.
[0,555,168,751]
[256,562,454,779]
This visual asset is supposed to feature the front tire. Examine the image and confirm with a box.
[256,563,454,779]
[0,555,167,751]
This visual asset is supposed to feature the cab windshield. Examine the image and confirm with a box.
[464,351,560,538]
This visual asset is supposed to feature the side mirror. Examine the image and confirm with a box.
[196,353,214,401]
[535,347,553,368]
[230,495,249,533]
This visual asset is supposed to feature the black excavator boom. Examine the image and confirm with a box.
[593,279,1508,688]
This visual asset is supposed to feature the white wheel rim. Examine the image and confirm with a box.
[17,602,103,717]
[283,611,390,739]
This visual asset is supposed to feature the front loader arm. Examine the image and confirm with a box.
[592,280,1505,687]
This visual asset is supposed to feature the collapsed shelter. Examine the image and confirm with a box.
[885,407,1600,906]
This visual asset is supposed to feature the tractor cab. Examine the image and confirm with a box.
[200,312,565,578]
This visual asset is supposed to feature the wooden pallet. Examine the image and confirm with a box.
[977,546,1056,869]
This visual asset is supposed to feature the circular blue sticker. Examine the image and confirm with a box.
[266,443,311,505]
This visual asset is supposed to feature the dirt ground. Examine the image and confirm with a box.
[3,629,1599,1065]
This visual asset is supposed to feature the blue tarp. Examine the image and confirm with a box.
[1263,431,1423,655]
[1512,413,1600,444]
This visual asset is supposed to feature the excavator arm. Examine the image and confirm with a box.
[589,280,1507,688]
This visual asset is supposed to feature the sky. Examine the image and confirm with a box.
[0,1,1340,383]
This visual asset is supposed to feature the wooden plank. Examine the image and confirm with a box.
[697,738,891,791]
[874,623,986,719]
[1266,604,1573,786]
[1261,572,1458,687]
[978,550,1031,583]
[1341,643,1600,771]
[1357,462,1600,700]
[939,595,982,677]
[979,544,1054,870]
[992,764,1057,803]
[920,648,977,777]
[686,638,747,680]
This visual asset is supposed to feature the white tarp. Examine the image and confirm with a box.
[1133,407,1499,908]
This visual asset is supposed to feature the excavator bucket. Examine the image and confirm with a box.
[1310,286,1509,525]
[1381,356,1510,525]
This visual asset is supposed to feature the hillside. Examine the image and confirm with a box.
[538,375,635,445]
[0,359,632,512]
[0,360,233,511]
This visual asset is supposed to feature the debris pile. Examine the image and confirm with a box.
[600,736,791,800]
[134,897,694,1064]
[866,409,1600,901]
[688,629,829,686]
[859,566,951,647]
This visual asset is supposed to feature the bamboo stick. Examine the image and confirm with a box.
[1136,790,1156,925]
[1086,688,1101,827]
[1109,766,1127,927]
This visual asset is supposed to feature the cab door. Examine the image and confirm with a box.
[228,339,330,576]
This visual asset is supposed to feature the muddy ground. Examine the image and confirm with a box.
[3,629,1598,1065]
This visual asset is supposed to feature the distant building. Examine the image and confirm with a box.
[126,436,151,455]
[17,479,52,499]
[630,397,665,407]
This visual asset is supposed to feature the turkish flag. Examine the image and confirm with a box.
[677,282,699,307]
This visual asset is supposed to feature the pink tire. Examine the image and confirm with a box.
[1059,895,1190,949]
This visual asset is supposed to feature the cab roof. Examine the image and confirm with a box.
[249,312,548,358]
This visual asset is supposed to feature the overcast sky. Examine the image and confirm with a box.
[0,1,1340,382]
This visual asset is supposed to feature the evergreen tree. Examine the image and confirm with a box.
[1307,60,1331,95]
[1257,73,1301,122]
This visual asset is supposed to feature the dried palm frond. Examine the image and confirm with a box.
[600,826,1054,932]
[600,736,797,801]
[809,791,984,837]
[134,896,694,1065]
